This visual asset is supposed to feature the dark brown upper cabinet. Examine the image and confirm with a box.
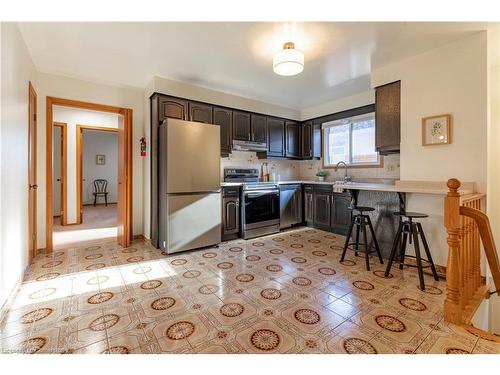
[189,101,213,124]
[267,117,285,157]
[251,114,267,144]
[375,80,400,155]
[232,111,251,141]
[312,123,322,159]
[301,121,313,158]
[213,107,232,156]
[159,97,188,122]
[285,120,301,158]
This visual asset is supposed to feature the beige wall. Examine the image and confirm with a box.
[486,24,500,334]
[299,90,375,121]
[36,73,144,249]
[372,32,488,192]
[0,23,37,309]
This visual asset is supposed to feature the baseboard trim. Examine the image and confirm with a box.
[0,272,25,323]
[133,234,144,240]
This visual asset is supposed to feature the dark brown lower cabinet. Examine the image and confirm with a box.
[331,193,352,235]
[308,184,351,235]
[313,190,331,230]
[304,185,314,224]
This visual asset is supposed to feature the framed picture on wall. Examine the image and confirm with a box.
[421,114,452,146]
[96,154,106,165]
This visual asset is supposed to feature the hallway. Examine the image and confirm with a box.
[53,205,117,250]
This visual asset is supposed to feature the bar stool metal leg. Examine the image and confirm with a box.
[417,222,439,281]
[341,218,355,262]
[362,217,370,270]
[399,230,408,270]
[354,223,360,257]
[366,216,383,264]
[412,223,426,290]
[385,221,402,276]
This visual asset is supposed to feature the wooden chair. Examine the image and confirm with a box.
[93,179,108,206]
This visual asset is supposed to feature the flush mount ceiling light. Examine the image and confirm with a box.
[273,42,304,76]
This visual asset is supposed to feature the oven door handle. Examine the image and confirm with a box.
[244,190,279,198]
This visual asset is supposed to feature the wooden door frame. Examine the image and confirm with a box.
[46,97,133,252]
[28,82,37,262]
[53,122,68,225]
[76,125,118,224]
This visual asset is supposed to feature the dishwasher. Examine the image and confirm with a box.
[279,184,303,229]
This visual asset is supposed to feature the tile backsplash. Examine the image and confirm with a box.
[221,151,400,183]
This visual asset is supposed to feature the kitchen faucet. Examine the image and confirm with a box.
[334,161,352,183]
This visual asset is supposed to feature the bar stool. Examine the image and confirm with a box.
[384,212,439,290]
[340,206,384,271]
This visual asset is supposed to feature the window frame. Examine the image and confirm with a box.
[321,112,383,169]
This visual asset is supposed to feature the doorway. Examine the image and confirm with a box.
[46,97,132,252]
[76,126,118,225]
[28,82,37,262]
[53,122,67,226]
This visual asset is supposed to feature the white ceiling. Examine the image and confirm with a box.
[18,22,486,110]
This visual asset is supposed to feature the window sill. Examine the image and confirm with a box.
[322,158,384,169]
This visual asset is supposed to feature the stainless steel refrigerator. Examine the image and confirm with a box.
[158,118,221,254]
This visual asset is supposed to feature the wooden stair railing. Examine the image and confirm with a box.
[444,178,500,327]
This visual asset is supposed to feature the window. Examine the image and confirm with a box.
[323,112,380,167]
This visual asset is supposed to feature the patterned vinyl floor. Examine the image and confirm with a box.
[1,227,499,354]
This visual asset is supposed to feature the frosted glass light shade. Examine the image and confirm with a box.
[273,42,304,76]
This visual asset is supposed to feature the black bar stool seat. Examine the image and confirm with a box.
[340,206,383,271]
[384,211,439,290]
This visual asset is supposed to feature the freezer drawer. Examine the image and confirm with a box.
[159,192,221,254]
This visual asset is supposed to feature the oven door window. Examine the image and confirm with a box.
[244,191,279,224]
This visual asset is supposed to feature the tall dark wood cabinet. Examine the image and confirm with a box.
[159,97,188,121]
[232,111,251,141]
[375,80,401,155]
[189,101,213,124]
[285,121,301,158]
[213,107,232,156]
[267,117,285,157]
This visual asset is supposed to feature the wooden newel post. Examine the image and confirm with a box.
[444,178,462,324]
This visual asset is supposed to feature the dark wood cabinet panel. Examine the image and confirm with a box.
[301,121,312,158]
[331,193,352,235]
[189,101,213,124]
[304,185,314,224]
[213,107,232,156]
[375,80,400,154]
[232,111,251,141]
[267,117,285,157]
[285,121,301,158]
[313,192,331,228]
[312,123,322,159]
[159,97,188,121]
[251,114,267,143]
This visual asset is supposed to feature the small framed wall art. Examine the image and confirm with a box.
[421,114,452,146]
[96,154,106,165]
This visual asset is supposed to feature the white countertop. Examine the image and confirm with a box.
[221,180,475,195]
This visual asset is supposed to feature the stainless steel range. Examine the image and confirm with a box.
[224,168,280,239]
